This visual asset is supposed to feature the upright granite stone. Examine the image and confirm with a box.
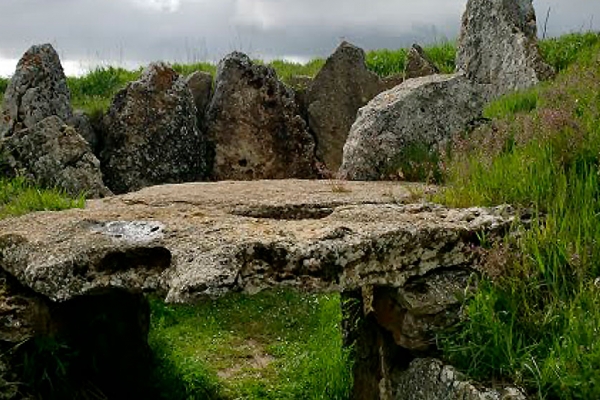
[0,44,72,139]
[405,44,439,79]
[306,42,383,173]
[100,62,207,194]
[339,74,487,181]
[205,52,316,180]
[457,0,554,98]
[0,116,111,198]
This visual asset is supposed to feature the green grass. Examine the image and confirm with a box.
[0,77,7,104]
[539,31,600,73]
[149,289,352,400]
[0,177,85,219]
[436,39,600,399]
[365,40,456,77]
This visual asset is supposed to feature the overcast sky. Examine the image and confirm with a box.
[0,0,598,76]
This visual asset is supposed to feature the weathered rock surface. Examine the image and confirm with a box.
[0,180,521,398]
[205,52,316,180]
[185,70,213,126]
[0,44,73,139]
[394,358,526,400]
[339,74,487,181]
[100,62,207,194]
[342,287,526,400]
[0,180,512,305]
[0,116,111,198]
[380,74,406,91]
[68,109,98,153]
[405,44,439,79]
[372,269,476,351]
[457,0,554,98]
[306,42,383,173]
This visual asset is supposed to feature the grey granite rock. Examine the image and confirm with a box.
[0,44,72,139]
[100,62,208,194]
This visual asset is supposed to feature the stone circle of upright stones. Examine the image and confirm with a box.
[205,52,316,180]
[305,41,383,174]
[0,44,110,198]
[99,62,208,194]
[457,0,554,99]
[340,0,551,181]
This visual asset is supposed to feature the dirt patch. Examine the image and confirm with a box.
[217,339,275,380]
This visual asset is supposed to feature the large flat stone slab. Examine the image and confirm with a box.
[0,180,513,303]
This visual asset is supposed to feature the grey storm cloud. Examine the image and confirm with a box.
[0,0,598,68]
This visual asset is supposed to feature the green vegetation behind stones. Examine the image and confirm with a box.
[365,40,456,77]
[67,66,142,120]
[436,40,600,399]
[268,58,326,83]
[172,62,217,76]
[1,34,596,117]
[366,48,409,76]
[539,31,600,73]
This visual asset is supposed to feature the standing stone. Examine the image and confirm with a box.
[0,116,111,198]
[0,44,73,139]
[306,42,383,173]
[185,71,213,127]
[100,62,207,194]
[457,0,554,98]
[339,74,486,181]
[404,44,439,79]
[205,52,316,180]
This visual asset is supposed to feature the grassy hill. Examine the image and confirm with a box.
[437,33,600,399]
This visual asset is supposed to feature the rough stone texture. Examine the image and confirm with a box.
[405,44,439,79]
[286,75,314,123]
[394,358,526,400]
[0,116,111,198]
[68,109,98,153]
[372,269,476,351]
[0,44,72,139]
[205,52,316,180]
[185,71,213,127]
[306,42,384,173]
[457,0,554,99]
[0,180,513,305]
[100,62,207,194]
[343,288,526,400]
[0,180,521,398]
[343,289,405,400]
[380,74,405,91]
[339,74,487,181]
